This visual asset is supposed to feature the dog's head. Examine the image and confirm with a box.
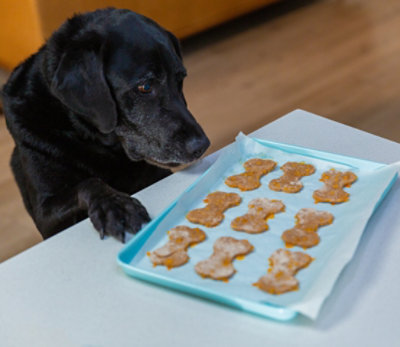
[47,9,210,167]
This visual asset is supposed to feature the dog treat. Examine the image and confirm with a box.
[195,236,254,280]
[186,191,241,227]
[254,248,313,294]
[313,169,358,204]
[225,158,277,191]
[269,162,315,193]
[148,226,206,269]
[231,198,285,234]
[281,208,334,248]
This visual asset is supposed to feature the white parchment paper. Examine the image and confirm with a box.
[131,133,399,320]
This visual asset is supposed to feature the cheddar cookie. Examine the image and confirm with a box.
[195,237,254,280]
[254,248,313,294]
[269,162,315,193]
[186,191,241,227]
[148,226,206,269]
[281,208,334,248]
[225,158,276,191]
[231,198,285,234]
[313,169,357,204]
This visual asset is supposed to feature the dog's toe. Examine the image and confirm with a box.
[88,193,149,242]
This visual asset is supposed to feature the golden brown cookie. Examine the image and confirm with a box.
[254,248,313,295]
[225,158,277,191]
[269,162,315,193]
[281,208,334,248]
[148,226,206,269]
[195,236,254,280]
[186,191,241,227]
[313,169,358,204]
[231,198,285,234]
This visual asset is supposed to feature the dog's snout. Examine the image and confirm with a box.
[186,136,210,159]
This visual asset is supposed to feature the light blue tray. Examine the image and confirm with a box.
[117,137,398,321]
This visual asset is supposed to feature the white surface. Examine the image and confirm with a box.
[1,110,400,347]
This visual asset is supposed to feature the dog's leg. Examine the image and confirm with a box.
[78,178,150,242]
[35,178,150,242]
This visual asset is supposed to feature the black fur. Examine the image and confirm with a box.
[2,8,210,242]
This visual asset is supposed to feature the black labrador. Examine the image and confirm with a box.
[2,8,210,242]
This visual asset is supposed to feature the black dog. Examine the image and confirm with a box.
[2,8,210,242]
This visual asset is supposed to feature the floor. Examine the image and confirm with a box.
[1,0,400,262]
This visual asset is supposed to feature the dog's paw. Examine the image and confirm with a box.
[88,193,150,242]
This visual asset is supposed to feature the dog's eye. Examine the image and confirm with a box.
[138,83,152,93]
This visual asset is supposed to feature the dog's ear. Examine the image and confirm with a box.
[166,30,182,60]
[51,44,118,134]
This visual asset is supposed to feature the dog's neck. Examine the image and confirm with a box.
[66,110,121,148]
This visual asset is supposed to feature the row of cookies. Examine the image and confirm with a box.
[225,158,357,204]
[186,191,334,248]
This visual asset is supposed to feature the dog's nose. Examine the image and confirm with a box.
[185,136,210,159]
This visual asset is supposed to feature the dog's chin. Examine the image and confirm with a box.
[145,158,198,171]
[123,148,195,170]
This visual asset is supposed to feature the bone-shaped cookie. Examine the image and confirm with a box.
[148,226,206,269]
[281,208,334,248]
[313,169,357,204]
[269,162,315,193]
[225,158,277,191]
[254,248,313,294]
[195,236,254,280]
[231,198,285,234]
[186,191,241,227]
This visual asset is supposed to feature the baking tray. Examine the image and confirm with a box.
[117,134,398,321]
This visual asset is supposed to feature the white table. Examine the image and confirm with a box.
[1,110,400,347]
